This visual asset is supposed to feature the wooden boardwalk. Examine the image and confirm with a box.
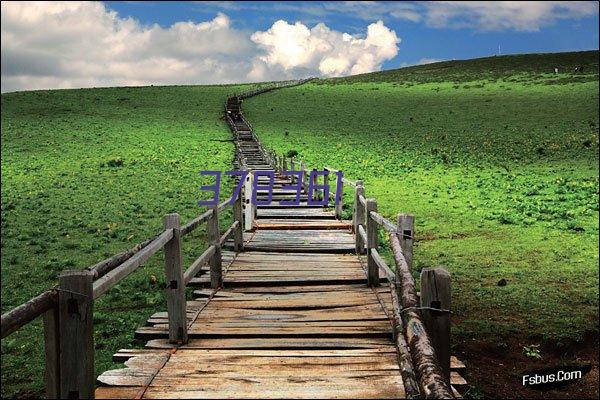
[0,80,465,399]
[95,93,408,399]
[94,85,464,399]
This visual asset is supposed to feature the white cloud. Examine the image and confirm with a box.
[398,57,445,68]
[197,1,598,31]
[424,1,599,31]
[418,57,444,65]
[1,1,401,92]
[251,20,399,77]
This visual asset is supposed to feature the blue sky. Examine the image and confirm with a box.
[1,1,598,92]
[104,1,599,69]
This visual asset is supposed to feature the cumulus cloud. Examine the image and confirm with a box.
[1,1,400,92]
[1,2,258,92]
[198,1,598,31]
[251,20,399,77]
[424,1,599,31]
[417,58,444,65]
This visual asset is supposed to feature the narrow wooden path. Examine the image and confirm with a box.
[94,84,464,399]
[95,88,408,399]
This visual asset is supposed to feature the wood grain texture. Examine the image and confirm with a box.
[163,213,188,344]
[59,270,95,399]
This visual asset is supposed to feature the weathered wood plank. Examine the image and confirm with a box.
[163,214,188,344]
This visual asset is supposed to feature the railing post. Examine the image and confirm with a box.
[353,182,364,253]
[283,157,288,171]
[334,174,343,220]
[244,171,255,231]
[208,206,222,289]
[58,270,94,399]
[233,191,244,252]
[366,199,379,286]
[310,169,318,201]
[300,162,307,192]
[420,267,451,385]
[290,158,295,172]
[163,213,188,344]
[43,306,60,399]
[323,168,330,203]
[397,214,414,270]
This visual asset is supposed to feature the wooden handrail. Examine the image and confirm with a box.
[370,248,395,282]
[219,221,239,246]
[92,228,174,299]
[357,224,368,245]
[358,194,367,208]
[217,198,230,213]
[86,237,156,280]
[390,232,454,398]
[183,245,217,285]
[388,278,421,396]
[181,209,213,236]
[1,290,58,339]
[369,210,398,234]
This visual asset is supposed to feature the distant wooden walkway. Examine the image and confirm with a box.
[93,82,462,399]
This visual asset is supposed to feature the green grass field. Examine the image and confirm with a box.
[1,51,599,398]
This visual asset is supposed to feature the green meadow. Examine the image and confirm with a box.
[1,51,598,397]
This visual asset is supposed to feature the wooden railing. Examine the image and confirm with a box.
[231,78,315,100]
[1,194,245,398]
[232,85,455,398]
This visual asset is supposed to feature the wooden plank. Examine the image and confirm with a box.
[366,199,379,286]
[451,356,466,371]
[254,220,352,230]
[58,270,95,399]
[43,306,60,398]
[163,214,188,344]
[96,387,142,399]
[420,267,451,384]
[257,208,335,219]
[451,371,467,386]
[142,375,404,399]
[241,230,354,253]
[145,337,393,350]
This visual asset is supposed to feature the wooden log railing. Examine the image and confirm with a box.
[352,184,455,398]
[1,190,246,399]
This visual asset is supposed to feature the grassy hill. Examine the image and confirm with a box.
[331,50,599,84]
[1,51,599,398]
